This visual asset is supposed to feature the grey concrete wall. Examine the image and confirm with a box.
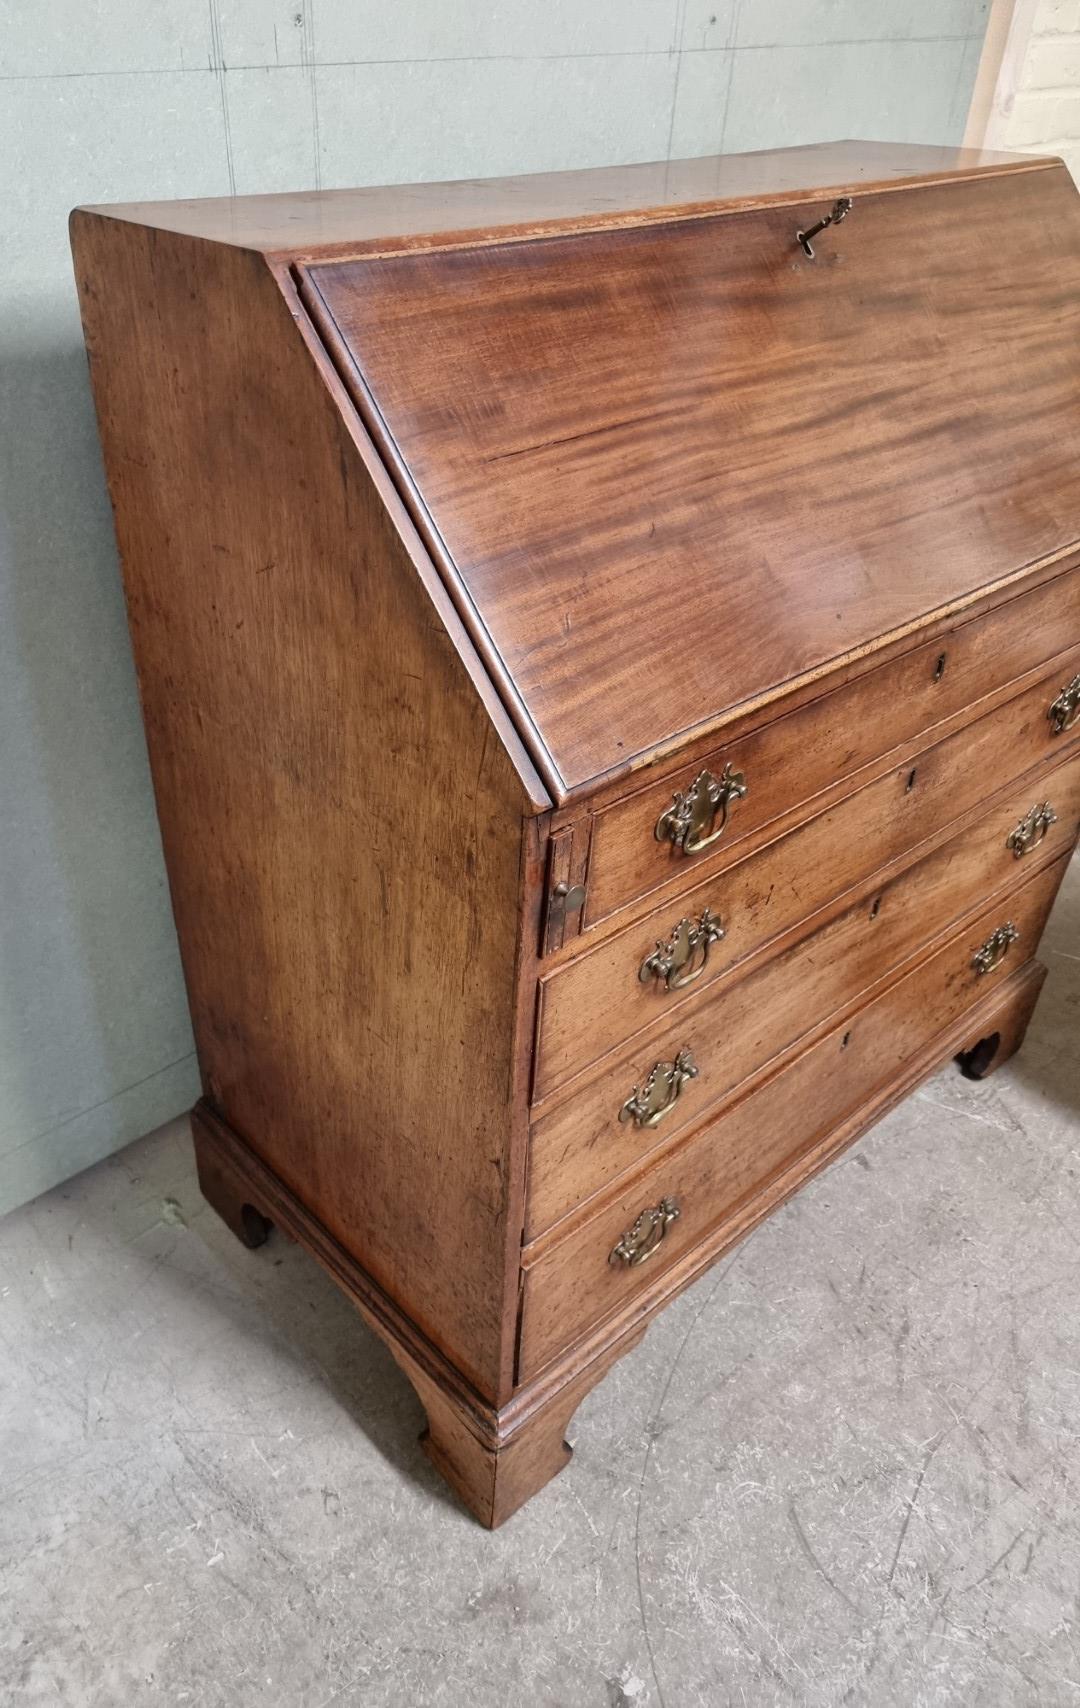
[0,0,990,1216]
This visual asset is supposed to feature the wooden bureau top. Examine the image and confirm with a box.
[78,141,1041,258]
[76,143,1080,803]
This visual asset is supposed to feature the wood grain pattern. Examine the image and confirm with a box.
[516,957,1050,1397]
[584,561,1080,925]
[189,951,1049,1522]
[71,216,535,1401]
[955,958,1051,1079]
[305,163,1080,798]
[520,857,1067,1376]
[71,145,1079,1526]
[79,140,1048,258]
[536,656,1080,1099]
[191,1097,644,1528]
[528,749,1080,1237]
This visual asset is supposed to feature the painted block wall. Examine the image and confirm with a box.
[0,1,989,1216]
[999,0,1080,176]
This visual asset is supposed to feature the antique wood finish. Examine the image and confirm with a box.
[529,753,1080,1238]
[584,562,1080,927]
[70,217,541,1403]
[520,859,1066,1377]
[82,139,1043,259]
[73,144,1080,1526]
[514,957,1051,1403]
[303,162,1080,800]
[537,659,1080,1098]
[190,1098,640,1528]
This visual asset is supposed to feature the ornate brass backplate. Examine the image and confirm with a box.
[1006,802,1057,859]
[971,921,1019,976]
[619,1048,698,1129]
[609,1197,681,1268]
[654,764,748,856]
[638,906,725,992]
[1048,673,1080,736]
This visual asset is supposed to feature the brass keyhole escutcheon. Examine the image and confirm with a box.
[1049,673,1080,736]
[639,906,725,992]
[971,921,1019,976]
[609,1197,680,1268]
[619,1048,698,1130]
[1006,802,1057,859]
[655,764,747,857]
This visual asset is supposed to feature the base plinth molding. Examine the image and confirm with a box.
[191,959,1049,1526]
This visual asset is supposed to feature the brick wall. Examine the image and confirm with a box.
[1003,0,1080,177]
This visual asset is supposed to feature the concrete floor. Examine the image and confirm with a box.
[3,865,1079,1708]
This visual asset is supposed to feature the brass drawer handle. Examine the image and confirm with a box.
[972,921,1019,976]
[1006,802,1057,858]
[609,1197,680,1268]
[1049,673,1080,736]
[639,907,725,991]
[655,764,747,856]
[619,1048,698,1129]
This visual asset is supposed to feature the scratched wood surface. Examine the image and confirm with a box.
[80,139,1042,256]
[582,562,1080,927]
[69,144,1080,1525]
[535,653,1080,1099]
[305,162,1080,797]
[528,749,1080,1238]
[71,215,534,1401]
[519,859,1068,1376]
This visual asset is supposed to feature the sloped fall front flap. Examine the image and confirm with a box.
[303,160,1080,800]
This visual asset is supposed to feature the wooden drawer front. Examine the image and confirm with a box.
[528,752,1080,1238]
[585,565,1080,926]
[533,759,1080,1238]
[519,856,1066,1377]
[537,649,1080,1100]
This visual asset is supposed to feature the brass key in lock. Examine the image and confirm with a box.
[797,196,852,258]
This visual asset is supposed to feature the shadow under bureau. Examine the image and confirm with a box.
[71,140,1080,1526]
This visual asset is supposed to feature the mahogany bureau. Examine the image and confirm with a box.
[72,141,1080,1526]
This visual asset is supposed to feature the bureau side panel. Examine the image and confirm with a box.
[70,216,532,1399]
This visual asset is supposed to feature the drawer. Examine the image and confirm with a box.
[585,563,1080,926]
[519,855,1067,1377]
[528,751,1080,1237]
[536,648,1080,1100]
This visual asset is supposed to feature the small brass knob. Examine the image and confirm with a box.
[552,881,586,914]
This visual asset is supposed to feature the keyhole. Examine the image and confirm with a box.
[905,767,918,793]
[869,895,882,920]
[933,652,947,682]
[840,1030,853,1050]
